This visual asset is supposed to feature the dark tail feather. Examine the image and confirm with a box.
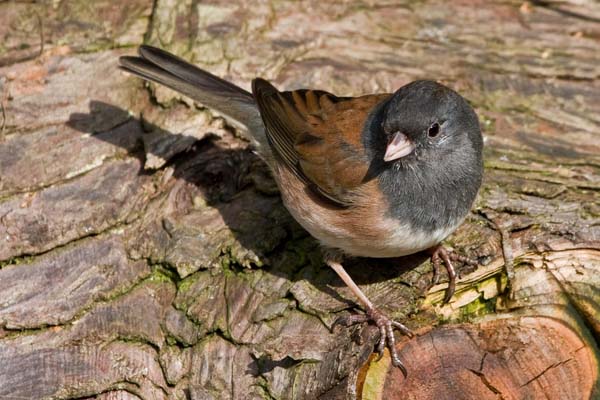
[119,45,260,130]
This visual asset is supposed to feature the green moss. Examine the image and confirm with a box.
[253,376,278,400]
[147,265,178,284]
[177,271,202,294]
[219,245,252,274]
[0,254,36,269]
[452,274,507,322]
[459,294,496,321]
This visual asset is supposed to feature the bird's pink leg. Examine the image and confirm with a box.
[428,245,478,303]
[325,252,413,377]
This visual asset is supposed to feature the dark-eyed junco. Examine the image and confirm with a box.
[120,46,483,376]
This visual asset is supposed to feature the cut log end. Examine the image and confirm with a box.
[357,317,598,400]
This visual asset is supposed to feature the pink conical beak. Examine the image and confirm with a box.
[384,131,415,162]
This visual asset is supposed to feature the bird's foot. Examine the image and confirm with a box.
[333,307,414,377]
[429,245,478,303]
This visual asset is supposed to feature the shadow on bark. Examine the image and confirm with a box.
[67,100,434,302]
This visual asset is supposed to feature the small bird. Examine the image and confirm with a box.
[120,46,483,376]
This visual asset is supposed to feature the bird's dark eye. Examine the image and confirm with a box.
[428,122,440,137]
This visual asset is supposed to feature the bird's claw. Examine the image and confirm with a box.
[333,307,413,378]
[430,245,478,303]
[332,313,370,329]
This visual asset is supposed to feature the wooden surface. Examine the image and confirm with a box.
[0,0,599,399]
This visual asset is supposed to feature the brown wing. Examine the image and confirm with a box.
[252,78,390,206]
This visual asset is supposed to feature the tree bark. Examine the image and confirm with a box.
[0,1,599,399]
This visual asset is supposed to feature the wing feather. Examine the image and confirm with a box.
[252,78,390,206]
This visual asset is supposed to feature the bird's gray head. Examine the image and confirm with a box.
[380,80,482,164]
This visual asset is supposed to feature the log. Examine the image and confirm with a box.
[0,0,599,399]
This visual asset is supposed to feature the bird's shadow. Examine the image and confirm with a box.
[67,100,429,307]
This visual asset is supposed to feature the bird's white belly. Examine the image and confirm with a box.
[286,201,462,258]
[339,217,460,257]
